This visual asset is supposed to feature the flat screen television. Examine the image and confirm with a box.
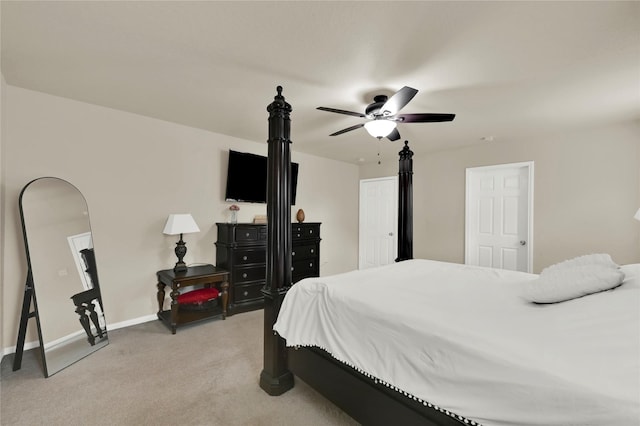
[224,150,298,204]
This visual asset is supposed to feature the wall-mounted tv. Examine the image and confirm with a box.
[224,150,298,204]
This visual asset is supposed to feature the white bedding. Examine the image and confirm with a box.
[273,259,640,426]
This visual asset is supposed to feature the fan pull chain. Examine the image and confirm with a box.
[377,138,382,165]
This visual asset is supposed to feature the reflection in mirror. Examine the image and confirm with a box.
[17,177,108,377]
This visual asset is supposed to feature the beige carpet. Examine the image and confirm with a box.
[0,310,359,426]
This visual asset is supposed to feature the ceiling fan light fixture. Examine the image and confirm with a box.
[319,86,454,139]
[364,120,397,138]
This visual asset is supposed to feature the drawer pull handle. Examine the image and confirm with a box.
[242,273,248,278]
[292,251,296,256]
[309,263,313,267]
[242,255,248,261]
[245,233,250,237]
[310,230,313,234]
[243,291,249,297]
[291,267,294,271]
[310,249,314,253]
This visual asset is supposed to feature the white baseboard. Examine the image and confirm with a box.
[2,340,40,358]
[1,313,158,358]
[108,314,157,331]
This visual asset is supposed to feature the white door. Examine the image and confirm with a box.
[359,176,398,269]
[465,162,534,272]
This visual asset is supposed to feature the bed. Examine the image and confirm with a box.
[275,259,640,425]
[259,87,640,425]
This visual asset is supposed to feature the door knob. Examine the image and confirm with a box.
[520,240,526,246]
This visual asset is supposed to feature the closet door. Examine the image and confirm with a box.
[466,162,534,272]
[359,176,398,269]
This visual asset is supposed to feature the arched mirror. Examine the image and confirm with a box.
[14,177,108,377]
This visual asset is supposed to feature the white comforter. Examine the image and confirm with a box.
[273,259,640,426]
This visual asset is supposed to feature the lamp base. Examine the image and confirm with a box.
[173,234,188,273]
[173,262,187,273]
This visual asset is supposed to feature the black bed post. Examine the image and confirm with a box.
[396,140,414,262]
[260,86,294,396]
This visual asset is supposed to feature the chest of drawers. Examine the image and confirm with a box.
[215,222,321,315]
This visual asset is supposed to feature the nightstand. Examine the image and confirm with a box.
[156,264,229,334]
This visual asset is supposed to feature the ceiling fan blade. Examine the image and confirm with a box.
[317,107,366,118]
[397,113,455,123]
[380,86,418,116]
[386,128,401,141]
[329,123,365,136]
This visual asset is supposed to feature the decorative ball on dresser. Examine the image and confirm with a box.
[296,208,305,223]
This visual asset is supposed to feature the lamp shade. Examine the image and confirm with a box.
[364,120,397,138]
[163,214,200,235]
[634,208,640,221]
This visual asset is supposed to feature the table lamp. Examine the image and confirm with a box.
[163,214,200,272]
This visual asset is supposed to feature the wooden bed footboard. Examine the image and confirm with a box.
[288,347,468,426]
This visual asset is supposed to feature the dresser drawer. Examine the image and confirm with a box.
[292,224,320,240]
[234,226,266,242]
[235,282,264,303]
[292,243,318,260]
[234,265,265,283]
[292,258,318,280]
[233,248,266,265]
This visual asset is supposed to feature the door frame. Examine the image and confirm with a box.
[359,176,398,270]
[465,161,534,273]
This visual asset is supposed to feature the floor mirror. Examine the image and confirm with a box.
[13,177,108,377]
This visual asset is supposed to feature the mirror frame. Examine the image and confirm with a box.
[13,177,108,377]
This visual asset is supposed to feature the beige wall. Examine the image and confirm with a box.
[361,122,640,271]
[1,85,359,353]
[1,72,6,353]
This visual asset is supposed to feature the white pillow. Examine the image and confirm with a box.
[523,255,625,303]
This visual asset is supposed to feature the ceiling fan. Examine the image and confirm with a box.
[317,86,455,141]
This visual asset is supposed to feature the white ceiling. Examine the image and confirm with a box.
[2,1,639,164]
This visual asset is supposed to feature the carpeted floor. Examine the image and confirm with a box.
[0,310,359,426]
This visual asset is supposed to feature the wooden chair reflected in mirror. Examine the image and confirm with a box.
[70,248,106,346]
[13,177,108,377]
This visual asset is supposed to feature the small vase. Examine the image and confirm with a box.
[296,209,305,223]
[230,211,238,224]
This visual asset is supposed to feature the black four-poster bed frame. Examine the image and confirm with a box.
[259,87,468,426]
